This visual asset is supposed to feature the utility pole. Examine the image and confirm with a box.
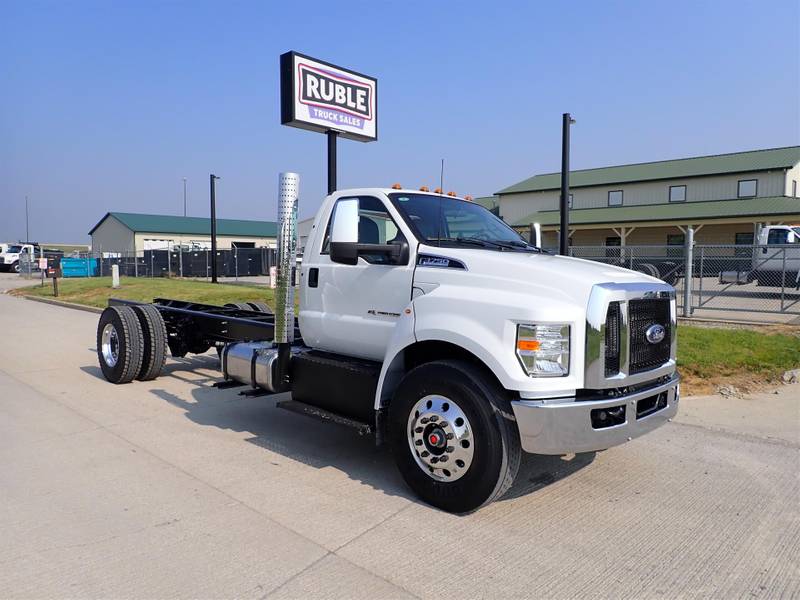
[559,113,576,256]
[183,178,187,217]
[210,174,220,283]
[25,195,30,243]
[327,131,338,195]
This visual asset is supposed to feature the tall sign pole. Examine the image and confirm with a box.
[327,131,338,194]
[280,51,378,197]
[210,174,220,283]
[559,113,576,256]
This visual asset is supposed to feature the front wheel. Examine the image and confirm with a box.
[388,360,521,513]
[11,261,20,273]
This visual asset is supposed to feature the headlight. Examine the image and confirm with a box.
[516,324,570,377]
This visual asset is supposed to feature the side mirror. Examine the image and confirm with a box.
[329,198,360,265]
[328,198,410,266]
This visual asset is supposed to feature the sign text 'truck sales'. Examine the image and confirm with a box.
[280,51,377,142]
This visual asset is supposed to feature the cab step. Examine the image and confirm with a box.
[276,399,372,436]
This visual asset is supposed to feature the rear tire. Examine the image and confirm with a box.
[225,302,254,311]
[132,305,168,381]
[388,360,521,513]
[97,306,144,384]
[246,301,273,314]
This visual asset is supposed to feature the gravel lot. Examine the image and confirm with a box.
[0,272,798,599]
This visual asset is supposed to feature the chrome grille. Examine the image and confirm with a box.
[628,299,671,374]
[604,302,621,376]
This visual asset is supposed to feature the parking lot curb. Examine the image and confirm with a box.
[23,295,103,315]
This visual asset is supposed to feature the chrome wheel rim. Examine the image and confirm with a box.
[101,323,120,367]
[407,394,474,482]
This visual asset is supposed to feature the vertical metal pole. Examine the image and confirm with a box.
[179,245,183,277]
[683,227,694,317]
[25,195,30,243]
[183,177,187,217]
[698,247,704,306]
[780,247,787,310]
[210,174,219,283]
[327,131,338,195]
[559,113,574,256]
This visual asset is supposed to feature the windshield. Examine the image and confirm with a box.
[793,227,800,239]
[7,245,22,253]
[389,193,534,250]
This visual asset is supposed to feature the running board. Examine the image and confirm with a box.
[276,400,372,436]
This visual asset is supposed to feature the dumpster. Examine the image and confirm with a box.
[60,257,99,278]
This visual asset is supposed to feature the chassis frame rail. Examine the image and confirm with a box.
[108,297,302,355]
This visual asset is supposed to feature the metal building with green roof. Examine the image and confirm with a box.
[89,212,278,253]
[495,146,800,248]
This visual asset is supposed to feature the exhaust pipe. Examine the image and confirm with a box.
[273,172,299,391]
[222,172,299,394]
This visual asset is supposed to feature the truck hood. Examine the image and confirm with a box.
[413,245,664,309]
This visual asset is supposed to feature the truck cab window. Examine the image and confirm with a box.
[322,196,406,264]
[767,229,789,245]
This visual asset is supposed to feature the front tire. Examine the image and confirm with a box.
[388,360,521,513]
[11,261,20,273]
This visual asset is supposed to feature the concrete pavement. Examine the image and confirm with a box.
[0,272,798,598]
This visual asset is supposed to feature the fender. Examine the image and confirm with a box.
[375,288,587,409]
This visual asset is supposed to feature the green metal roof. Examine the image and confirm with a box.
[512,196,800,227]
[498,146,800,195]
[89,212,278,237]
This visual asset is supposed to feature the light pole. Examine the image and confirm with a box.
[25,195,30,243]
[559,113,576,256]
[210,174,220,283]
[183,178,187,217]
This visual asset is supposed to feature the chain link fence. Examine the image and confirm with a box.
[565,244,800,319]
[17,243,799,320]
[17,247,279,281]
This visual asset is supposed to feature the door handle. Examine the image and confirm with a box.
[308,267,319,288]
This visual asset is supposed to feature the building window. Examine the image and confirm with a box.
[667,233,685,257]
[608,190,623,206]
[568,194,574,209]
[793,180,797,197]
[605,236,621,246]
[669,185,686,202]
[735,232,754,257]
[738,179,757,198]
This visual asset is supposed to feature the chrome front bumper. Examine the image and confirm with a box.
[511,375,679,455]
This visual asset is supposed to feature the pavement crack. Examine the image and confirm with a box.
[671,419,799,449]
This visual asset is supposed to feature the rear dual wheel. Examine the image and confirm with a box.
[225,301,273,314]
[389,360,521,513]
[97,305,167,384]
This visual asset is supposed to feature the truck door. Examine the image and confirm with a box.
[300,195,415,361]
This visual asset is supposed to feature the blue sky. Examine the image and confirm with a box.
[1,0,798,244]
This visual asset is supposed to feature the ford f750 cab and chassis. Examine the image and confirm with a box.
[96,173,679,512]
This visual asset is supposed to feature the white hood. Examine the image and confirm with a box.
[413,246,663,310]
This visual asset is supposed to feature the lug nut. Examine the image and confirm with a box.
[430,457,439,464]
[421,451,429,458]
[446,446,454,453]
[420,417,429,424]
[429,415,438,422]
[439,455,448,462]
[415,427,423,433]
[439,421,448,428]
[446,433,454,440]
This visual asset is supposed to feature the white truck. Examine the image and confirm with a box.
[96,174,679,512]
[0,243,39,273]
[751,225,800,287]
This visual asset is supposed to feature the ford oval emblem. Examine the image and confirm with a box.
[646,324,666,345]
